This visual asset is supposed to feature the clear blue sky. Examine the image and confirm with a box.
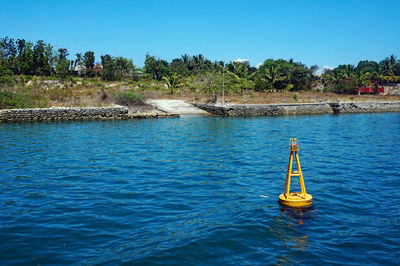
[1,0,399,68]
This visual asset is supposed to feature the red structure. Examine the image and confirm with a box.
[356,86,384,94]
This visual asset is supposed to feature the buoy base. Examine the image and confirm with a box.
[279,192,312,207]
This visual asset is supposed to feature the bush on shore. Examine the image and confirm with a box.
[114,90,145,106]
[0,89,30,109]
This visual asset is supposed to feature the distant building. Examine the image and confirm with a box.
[74,64,87,76]
[74,63,103,75]
[93,63,103,73]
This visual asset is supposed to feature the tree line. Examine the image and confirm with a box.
[0,37,135,81]
[143,53,400,95]
[1,36,400,94]
[321,57,400,93]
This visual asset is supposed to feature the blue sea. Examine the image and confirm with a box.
[1,113,400,265]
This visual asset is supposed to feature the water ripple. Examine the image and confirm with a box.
[1,114,400,264]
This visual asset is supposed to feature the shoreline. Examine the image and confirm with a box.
[193,101,400,116]
[0,106,179,122]
[1,101,400,122]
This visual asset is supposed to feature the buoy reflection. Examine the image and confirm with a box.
[280,204,316,225]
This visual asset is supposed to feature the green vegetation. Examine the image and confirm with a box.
[1,36,400,109]
[114,90,144,106]
[0,37,136,81]
[0,84,49,109]
[0,89,28,109]
[321,57,400,93]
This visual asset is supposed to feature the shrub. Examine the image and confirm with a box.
[292,93,298,102]
[114,90,144,106]
[67,76,77,84]
[336,78,357,94]
[0,75,16,85]
[0,89,28,109]
[0,69,16,85]
[285,84,294,91]
[101,90,108,100]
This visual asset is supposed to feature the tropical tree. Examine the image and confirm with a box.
[56,58,69,79]
[170,58,190,77]
[263,65,287,92]
[101,54,115,81]
[33,40,47,75]
[227,61,250,79]
[225,70,255,95]
[356,60,378,75]
[115,56,135,78]
[379,55,397,79]
[290,63,311,91]
[57,48,69,60]
[0,37,18,73]
[393,62,400,77]
[181,54,191,69]
[144,54,169,80]
[44,44,56,76]
[334,64,355,79]
[190,54,207,72]
[321,69,336,91]
[187,71,221,97]
[75,53,82,67]
[0,37,17,61]
[83,51,95,69]
[19,41,34,75]
[162,72,185,94]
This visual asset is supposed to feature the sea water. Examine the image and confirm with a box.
[1,113,399,265]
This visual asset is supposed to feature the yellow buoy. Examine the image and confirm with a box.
[279,138,312,207]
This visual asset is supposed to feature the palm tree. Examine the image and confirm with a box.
[264,66,287,92]
[191,55,199,70]
[181,54,190,67]
[75,53,82,67]
[162,72,184,94]
[379,55,397,77]
[191,54,205,71]
[389,55,397,65]
[197,54,205,70]
[321,71,336,91]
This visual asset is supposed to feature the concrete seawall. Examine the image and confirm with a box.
[0,106,129,122]
[328,101,400,114]
[2,101,400,122]
[193,101,400,117]
[0,106,180,122]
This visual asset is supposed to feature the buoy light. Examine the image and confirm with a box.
[279,138,312,207]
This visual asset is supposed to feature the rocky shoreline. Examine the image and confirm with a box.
[0,106,179,122]
[193,101,400,116]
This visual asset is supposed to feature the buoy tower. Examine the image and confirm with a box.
[279,138,312,207]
